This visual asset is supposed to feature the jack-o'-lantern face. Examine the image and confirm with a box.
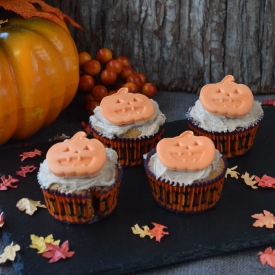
[46,131,107,178]
[199,75,254,117]
[100,87,154,125]
[156,131,216,171]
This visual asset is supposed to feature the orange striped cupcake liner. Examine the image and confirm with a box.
[90,125,164,166]
[186,108,263,158]
[144,149,227,214]
[41,165,123,224]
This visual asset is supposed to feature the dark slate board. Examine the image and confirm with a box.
[0,107,275,275]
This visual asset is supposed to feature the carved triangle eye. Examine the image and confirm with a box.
[83,146,89,150]
[63,147,70,152]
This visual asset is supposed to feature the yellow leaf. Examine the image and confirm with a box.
[225,166,240,179]
[30,234,60,254]
[241,172,258,189]
[131,224,153,238]
[16,198,47,215]
[0,242,20,264]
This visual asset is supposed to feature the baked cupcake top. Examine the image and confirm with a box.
[200,75,254,118]
[148,131,222,186]
[187,76,264,133]
[90,88,166,139]
[38,132,119,192]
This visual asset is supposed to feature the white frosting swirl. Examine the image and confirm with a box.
[90,100,166,139]
[187,99,263,133]
[38,148,119,193]
[148,150,222,186]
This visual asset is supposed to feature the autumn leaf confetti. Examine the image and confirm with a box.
[16,198,47,215]
[255,175,275,189]
[0,175,19,190]
[30,234,74,263]
[131,224,153,239]
[42,241,75,263]
[0,242,20,264]
[241,172,258,189]
[0,212,4,227]
[258,247,275,268]
[16,165,37,177]
[20,149,42,161]
[131,222,169,242]
[226,166,240,179]
[252,210,275,229]
[30,234,60,254]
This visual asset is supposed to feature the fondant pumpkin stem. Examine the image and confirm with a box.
[222,75,235,83]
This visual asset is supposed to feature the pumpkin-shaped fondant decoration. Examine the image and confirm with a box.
[156,131,216,171]
[0,3,81,145]
[46,132,107,178]
[199,75,254,117]
[100,87,154,125]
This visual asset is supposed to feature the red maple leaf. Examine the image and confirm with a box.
[258,247,275,268]
[261,99,275,106]
[16,165,37,177]
[0,212,4,227]
[81,121,92,134]
[42,241,74,263]
[0,175,19,190]
[147,222,169,242]
[20,149,42,161]
[255,174,275,188]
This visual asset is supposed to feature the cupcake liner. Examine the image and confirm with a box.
[41,165,123,224]
[144,149,227,214]
[186,107,263,158]
[90,125,164,166]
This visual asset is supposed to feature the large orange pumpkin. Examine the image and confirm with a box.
[0,14,79,144]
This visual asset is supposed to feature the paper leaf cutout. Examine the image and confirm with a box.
[261,99,275,106]
[0,212,4,227]
[0,242,20,264]
[20,149,42,161]
[225,166,240,179]
[16,165,37,177]
[241,172,258,189]
[255,174,275,188]
[16,198,47,215]
[147,222,169,242]
[252,210,275,229]
[258,247,275,268]
[0,0,82,29]
[131,224,153,239]
[30,234,60,254]
[0,175,19,190]
[81,121,92,134]
[42,241,74,263]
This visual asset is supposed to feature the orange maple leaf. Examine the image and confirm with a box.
[0,0,82,29]
[252,210,275,229]
[258,247,275,268]
[147,222,169,242]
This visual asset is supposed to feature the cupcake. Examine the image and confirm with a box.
[37,131,123,224]
[144,131,227,213]
[186,75,264,158]
[90,87,166,166]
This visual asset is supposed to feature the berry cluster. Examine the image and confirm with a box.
[78,48,157,115]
